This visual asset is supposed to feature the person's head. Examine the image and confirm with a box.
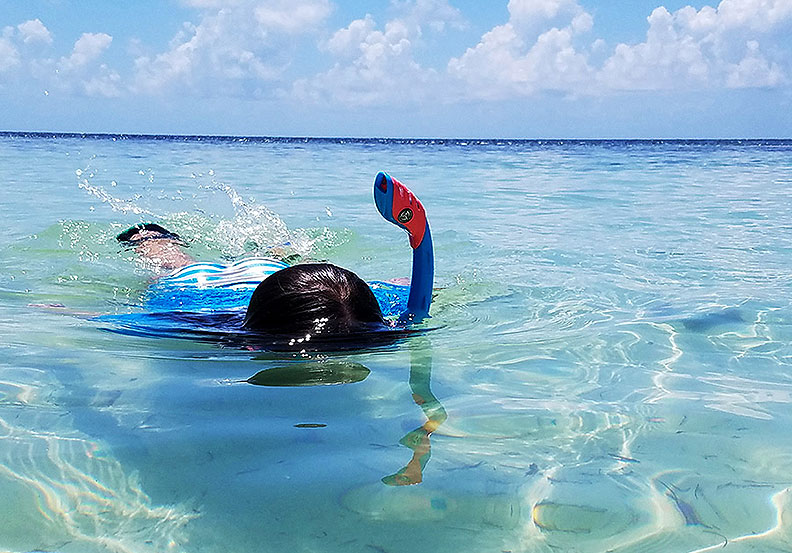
[242,263,386,337]
[117,223,194,271]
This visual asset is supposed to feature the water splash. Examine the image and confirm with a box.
[201,181,317,259]
[76,169,344,263]
[77,178,160,218]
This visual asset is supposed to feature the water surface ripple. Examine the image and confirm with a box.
[0,135,791,552]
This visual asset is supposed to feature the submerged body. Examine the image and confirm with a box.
[107,173,433,349]
[106,256,414,349]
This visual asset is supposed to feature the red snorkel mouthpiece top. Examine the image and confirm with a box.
[378,174,428,249]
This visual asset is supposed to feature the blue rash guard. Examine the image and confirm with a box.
[101,257,410,338]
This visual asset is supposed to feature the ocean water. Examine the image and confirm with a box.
[1,132,791,553]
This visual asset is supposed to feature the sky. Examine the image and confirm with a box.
[1,0,791,138]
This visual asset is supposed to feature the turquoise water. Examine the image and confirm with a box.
[1,133,792,552]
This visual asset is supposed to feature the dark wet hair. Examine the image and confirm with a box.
[117,223,184,246]
[242,263,386,337]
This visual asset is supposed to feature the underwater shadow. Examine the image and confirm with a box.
[245,336,447,486]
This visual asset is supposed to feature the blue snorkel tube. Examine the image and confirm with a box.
[374,172,434,323]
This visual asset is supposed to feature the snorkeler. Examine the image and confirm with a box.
[114,173,446,486]
[114,172,433,345]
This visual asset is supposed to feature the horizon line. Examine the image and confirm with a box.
[1,130,791,143]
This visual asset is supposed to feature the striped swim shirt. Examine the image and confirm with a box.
[160,256,289,289]
[142,256,408,317]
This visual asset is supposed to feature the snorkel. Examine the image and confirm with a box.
[374,172,434,323]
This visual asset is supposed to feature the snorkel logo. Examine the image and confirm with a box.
[397,208,413,224]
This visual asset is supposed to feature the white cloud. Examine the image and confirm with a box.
[133,0,331,95]
[292,0,463,105]
[508,0,582,24]
[254,0,331,32]
[726,40,785,88]
[395,0,467,34]
[0,21,119,97]
[714,0,792,31]
[46,32,122,97]
[446,0,792,100]
[2,1,791,107]
[0,36,20,72]
[17,19,53,45]
[325,14,377,57]
[598,1,792,91]
[294,15,439,105]
[81,70,123,97]
[448,1,594,99]
[60,33,113,71]
[598,7,711,91]
[447,23,524,98]
[571,12,593,34]
[0,20,52,73]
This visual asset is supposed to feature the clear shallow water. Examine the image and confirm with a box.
[1,133,792,552]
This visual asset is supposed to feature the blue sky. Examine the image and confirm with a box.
[1,0,791,137]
